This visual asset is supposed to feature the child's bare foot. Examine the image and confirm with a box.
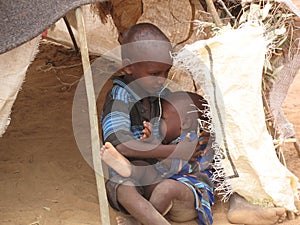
[116,215,141,225]
[227,193,286,225]
[100,142,132,177]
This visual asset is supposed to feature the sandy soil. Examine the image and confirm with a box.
[0,40,299,225]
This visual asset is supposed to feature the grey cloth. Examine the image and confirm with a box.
[0,0,103,54]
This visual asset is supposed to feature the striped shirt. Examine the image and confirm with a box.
[101,75,170,150]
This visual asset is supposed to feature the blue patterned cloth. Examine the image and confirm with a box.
[157,132,215,225]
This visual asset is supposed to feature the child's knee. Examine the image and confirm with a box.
[153,179,195,203]
[154,179,179,197]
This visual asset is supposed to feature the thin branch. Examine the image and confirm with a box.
[204,0,223,27]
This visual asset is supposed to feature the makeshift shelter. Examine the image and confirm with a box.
[1,0,300,224]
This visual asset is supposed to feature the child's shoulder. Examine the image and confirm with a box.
[110,76,135,103]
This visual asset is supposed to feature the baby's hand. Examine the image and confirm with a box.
[140,121,152,140]
[140,121,160,144]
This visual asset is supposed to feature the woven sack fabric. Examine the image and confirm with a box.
[173,22,299,211]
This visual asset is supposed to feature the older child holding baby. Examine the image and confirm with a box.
[101,91,215,224]
[101,22,211,225]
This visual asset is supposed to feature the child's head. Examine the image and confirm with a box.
[121,23,173,94]
[160,91,208,144]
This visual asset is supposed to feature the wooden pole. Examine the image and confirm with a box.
[204,0,223,28]
[75,7,111,225]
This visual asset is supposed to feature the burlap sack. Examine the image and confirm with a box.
[174,22,299,211]
[138,0,192,47]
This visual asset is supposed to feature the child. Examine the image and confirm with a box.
[101,23,212,225]
[101,91,215,224]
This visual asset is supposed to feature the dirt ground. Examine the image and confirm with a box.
[0,40,299,225]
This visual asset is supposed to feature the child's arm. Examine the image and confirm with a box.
[101,90,199,161]
[116,134,198,161]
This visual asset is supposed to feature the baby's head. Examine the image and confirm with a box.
[160,91,208,144]
[121,23,173,94]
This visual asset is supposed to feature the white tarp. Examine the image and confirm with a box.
[173,22,299,211]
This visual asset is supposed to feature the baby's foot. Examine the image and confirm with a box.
[227,193,286,225]
[116,215,141,225]
[100,142,132,177]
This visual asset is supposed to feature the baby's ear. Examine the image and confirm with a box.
[182,116,193,130]
[122,58,132,74]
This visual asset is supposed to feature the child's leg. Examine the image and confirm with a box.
[149,179,198,222]
[116,181,171,225]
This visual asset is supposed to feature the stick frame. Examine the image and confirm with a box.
[75,6,111,225]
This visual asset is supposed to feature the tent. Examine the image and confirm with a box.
[1,2,300,224]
